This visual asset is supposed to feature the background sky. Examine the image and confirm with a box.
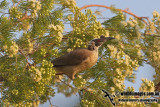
[40,0,159,107]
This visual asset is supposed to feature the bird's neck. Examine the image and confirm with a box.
[88,46,99,51]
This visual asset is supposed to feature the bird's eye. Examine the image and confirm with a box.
[97,39,101,42]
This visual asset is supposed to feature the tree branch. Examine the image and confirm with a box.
[80,4,149,25]
[18,48,30,65]
[0,11,9,14]
[105,28,160,38]
[144,33,160,37]
[18,11,31,22]
[16,0,22,8]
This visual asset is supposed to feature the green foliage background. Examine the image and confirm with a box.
[0,0,159,106]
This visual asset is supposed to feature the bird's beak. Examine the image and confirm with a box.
[100,35,115,42]
[93,36,115,46]
[105,37,115,40]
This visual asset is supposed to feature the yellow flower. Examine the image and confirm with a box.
[121,21,127,27]
[157,51,160,58]
[153,52,157,56]
[3,45,8,50]
[56,25,63,32]
[135,44,140,48]
[153,11,159,17]
[116,54,120,59]
[127,21,135,27]
[132,20,137,24]
[67,48,72,52]
[116,68,121,75]
[110,87,115,92]
[137,49,141,57]
[105,30,109,37]
[129,16,133,20]
[107,45,114,51]
[12,89,18,95]
[115,34,120,40]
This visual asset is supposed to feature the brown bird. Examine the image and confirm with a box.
[51,35,115,79]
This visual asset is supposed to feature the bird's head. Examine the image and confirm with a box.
[91,35,115,47]
[88,41,96,50]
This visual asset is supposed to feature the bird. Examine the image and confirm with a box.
[51,35,115,80]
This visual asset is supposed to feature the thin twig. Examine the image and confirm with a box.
[12,0,15,7]
[151,96,160,100]
[80,4,149,25]
[144,33,160,37]
[18,11,31,22]
[47,97,59,107]
[48,98,52,106]
[0,11,9,14]
[18,48,30,65]
[16,0,22,8]
[105,27,160,38]
[55,76,75,89]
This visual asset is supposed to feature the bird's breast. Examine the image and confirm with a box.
[77,50,98,71]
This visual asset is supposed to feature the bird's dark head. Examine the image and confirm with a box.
[91,35,115,47]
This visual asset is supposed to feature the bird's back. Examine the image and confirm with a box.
[52,48,98,79]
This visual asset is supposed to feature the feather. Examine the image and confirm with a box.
[51,49,92,67]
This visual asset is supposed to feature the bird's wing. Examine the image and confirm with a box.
[51,49,91,67]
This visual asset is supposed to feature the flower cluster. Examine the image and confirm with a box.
[48,24,64,42]
[32,101,40,107]
[105,30,110,37]
[29,0,41,9]
[110,87,115,94]
[69,38,84,48]
[29,66,42,82]
[151,38,160,66]
[115,34,120,40]
[40,59,56,82]
[3,41,19,57]
[153,11,160,17]
[28,0,41,17]
[107,45,117,59]
[12,89,18,95]
[67,9,106,49]
[152,51,160,64]
[148,21,156,33]
[9,6,23,19]
[28,39,34,54]
[81,99,95,107]
[107,44,139,91]
[107,44,139,71]
[40,48,46,57]
[73,75,86,89]
[9,41,19,57]
[147,11,160,34]
[127,17,138,27]
[48,24,64,32]
[113,68,125,91]
[120,21,128,27]
[139,78,155,92]
[62,0,76,12]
